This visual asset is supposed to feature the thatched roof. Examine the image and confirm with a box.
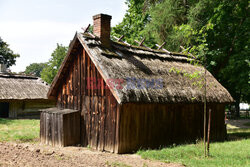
[0,73,50,100]
[48,32,233,104]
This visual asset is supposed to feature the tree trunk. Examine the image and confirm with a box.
[235,92,241,118]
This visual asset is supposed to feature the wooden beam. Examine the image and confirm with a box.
[87,32,96,38]
[156,42,166,50]
[162,48,171,54]
[139,38,145,46]
[180,46,190,53]
[155,43,171,54]
[134,40,152,50]
[81,24,90,33]
[113,36,131,47]
[117,35,124,42]
[180,45,197,59]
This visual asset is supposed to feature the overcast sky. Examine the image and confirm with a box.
[0,0,127,72]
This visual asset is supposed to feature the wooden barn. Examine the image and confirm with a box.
[46,14,233,153]
[0,72,55,118]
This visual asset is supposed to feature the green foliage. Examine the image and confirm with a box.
[0,37,20,68]
[115,0,250,115]
[24,63,46,77]
[41,44,68,84]
[0,118,40,143]
[111,0,155,47]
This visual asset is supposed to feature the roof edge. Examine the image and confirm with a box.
[77,33,122,104]
[47,32,79,98]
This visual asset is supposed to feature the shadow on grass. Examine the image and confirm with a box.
[227,129,250,141]
[0,118,16,125]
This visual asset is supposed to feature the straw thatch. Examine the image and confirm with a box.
[0,73,50,100]
[49,32,233,104]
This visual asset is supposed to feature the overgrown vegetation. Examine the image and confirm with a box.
[137,129,250,167]
[0,118,40,143]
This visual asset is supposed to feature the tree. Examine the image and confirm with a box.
[114,0,249,117]
[41,44,68,84]
[111,0,155,47]
[24,63,46,77]
[0,37,19,67]
[203,0,250,116]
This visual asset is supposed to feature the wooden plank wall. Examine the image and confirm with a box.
[40,111,80,147]
[56,46,119,152]
[118,103,226,153]
[9,100,55,118]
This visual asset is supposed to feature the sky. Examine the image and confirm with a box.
[0,0,127,72]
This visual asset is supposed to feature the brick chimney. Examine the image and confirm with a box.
[93,14,112,48]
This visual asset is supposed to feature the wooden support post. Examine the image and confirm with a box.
[134,40,141,45]
[156,42,166,50]
[88,32,96,38]
[207,109,211,157]
[81,24,91,33]
[180,45,185,51]
[156,43,171,54]
[113,36,131,46]
[139,37,145,46]
[134,40,152,50]
[204,63,207,157]
[117,35,124,42]
[180,46,197,59]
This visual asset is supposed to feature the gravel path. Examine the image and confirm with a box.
[0,142,183,167]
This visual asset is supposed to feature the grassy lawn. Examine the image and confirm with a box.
[1,118,249,166]
[138,129,250,167]
[0,118,40,143]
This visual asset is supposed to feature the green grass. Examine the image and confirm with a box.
[138,129,250,167]
[0,118,40,143]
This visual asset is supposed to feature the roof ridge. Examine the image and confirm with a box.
[0,73,38,79]
[80,32,190,58]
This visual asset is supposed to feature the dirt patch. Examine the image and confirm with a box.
[0,142,183,167]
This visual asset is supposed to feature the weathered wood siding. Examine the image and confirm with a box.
[117,103,226,153]
[8,100,55,118]
[54,41,226,153]
[56,45,120,152]
[40,109,80,146]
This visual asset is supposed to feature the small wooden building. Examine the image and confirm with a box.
[0,73,55,118]
[47,14,233,153]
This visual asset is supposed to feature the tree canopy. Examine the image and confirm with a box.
[41,44,68,84]
[24,63,46,77]
[112,0,250,115]
[0,37,19,68]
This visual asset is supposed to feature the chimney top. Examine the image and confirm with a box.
[93,13,112,48]
[93,13,112,20]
